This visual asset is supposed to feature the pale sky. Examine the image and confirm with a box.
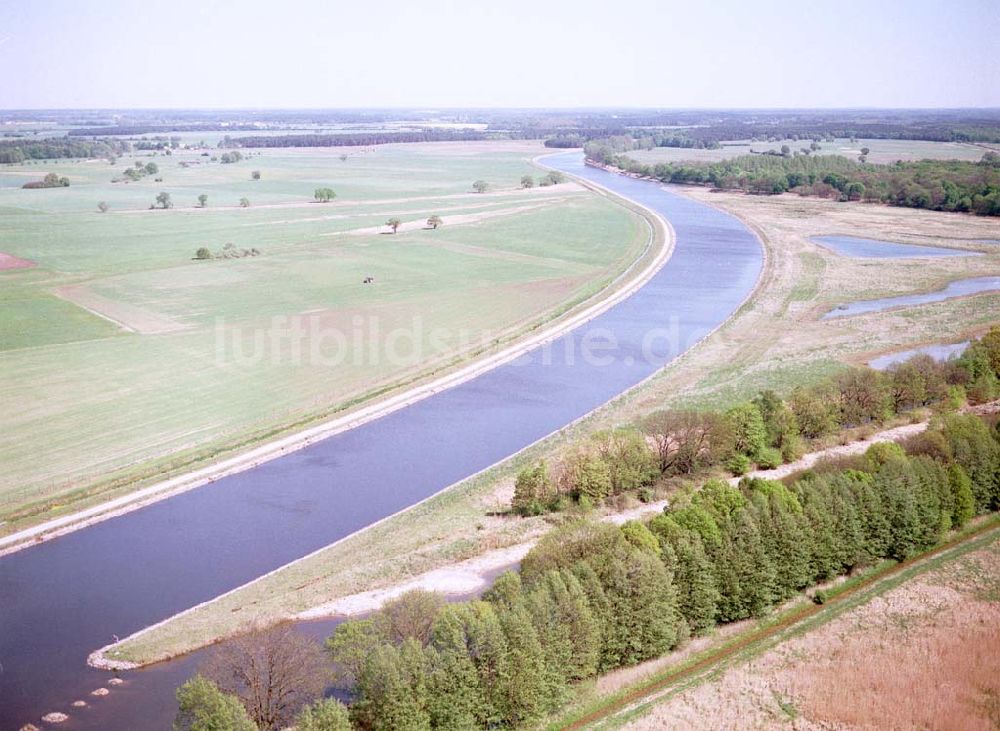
[0,0,998,109]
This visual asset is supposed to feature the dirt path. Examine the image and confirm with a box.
[111,182,585,215]
[322,202,551,237]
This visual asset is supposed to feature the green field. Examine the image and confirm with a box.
[624,137,994,165]
[0,141,647,521]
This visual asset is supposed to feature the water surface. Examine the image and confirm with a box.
[868,341,970,370]
[824,276,1000,319]
[0,153,763,729]
[811,235,978,259]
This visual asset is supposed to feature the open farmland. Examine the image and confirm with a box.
[624,137,995,165]
[0,141,647,524]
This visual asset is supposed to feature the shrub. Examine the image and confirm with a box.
[727,453,751,476]
[756,447,782,470]
[195,247,212,260]
[512,462,555,515]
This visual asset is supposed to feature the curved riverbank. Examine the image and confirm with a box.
[0,152,763,730]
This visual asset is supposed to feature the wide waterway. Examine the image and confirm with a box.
[0,153,763,729]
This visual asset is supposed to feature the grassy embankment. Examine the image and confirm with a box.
[107,171,1000,666]
[0,141,651,532]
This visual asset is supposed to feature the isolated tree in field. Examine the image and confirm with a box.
[174,675,255,731]
[545,171,566,185]
[203,623,329,730]
[861,146,871,156]
[472,179,489,193]
[386,217,402,233]
[314,187,336,203]
[197,194,208,207]
[251,170,261,180]
[97,201,109,213]
[144,162,158,175]
[195,247,212,260]
[521,175,535,189]
[780,144,791,156]
[155,191,172,209]
[239,197,250,208]
[426,214,442,229]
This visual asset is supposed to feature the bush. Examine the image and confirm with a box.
[727,453,751,476]
[195,247,212,260]
[512,462,555,515]
[755,447,782,470]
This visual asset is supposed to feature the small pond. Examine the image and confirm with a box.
[868,341,970,370]
[811,235,979,259]
[824,276,1000,319]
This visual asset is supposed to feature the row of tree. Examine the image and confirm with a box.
[171,330,1000,730]
[21,172,70,189]
[277,414,998,730]
[0,137,129,163]
[512,330,1000,516]
[585,140,1000,216]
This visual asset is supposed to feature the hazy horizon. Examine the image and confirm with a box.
[2,0,998,110]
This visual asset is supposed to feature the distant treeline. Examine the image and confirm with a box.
[0,137,128,163]
[586,140,1000,216]
[68,124,264,136]
[225,130,488,148]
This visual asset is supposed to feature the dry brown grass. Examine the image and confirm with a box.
[623,543,1000,731]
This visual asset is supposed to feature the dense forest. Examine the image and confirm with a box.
[585,139,1000,216]
[174,331,1000,730]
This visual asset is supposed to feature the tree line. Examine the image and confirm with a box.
[513,331,1000,517]
[172,329,1000,730]
[0,137,129,164]
[224,130,487,149]
[176,412,1000,730]
[585,140,1000,216]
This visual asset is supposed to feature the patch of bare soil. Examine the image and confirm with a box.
[0,252,36,270]
[624,543,1000,730]
[53,285,189,334]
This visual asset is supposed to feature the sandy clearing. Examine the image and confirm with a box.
[0,252,36,270]
[322,202,552,237]
[53,285,189,335]
[111,182,585,215]
[297,543,533,619]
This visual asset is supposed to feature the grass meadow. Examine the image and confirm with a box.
[0,141,647,523]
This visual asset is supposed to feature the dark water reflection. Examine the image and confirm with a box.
[0,153,762,729]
